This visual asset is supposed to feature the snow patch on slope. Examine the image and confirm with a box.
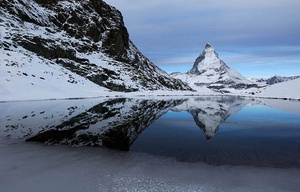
[0,47,109,101]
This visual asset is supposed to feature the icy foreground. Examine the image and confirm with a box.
[0,137,299,192]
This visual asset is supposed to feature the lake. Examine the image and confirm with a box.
[0,96,300,191]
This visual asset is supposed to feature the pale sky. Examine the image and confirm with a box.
[105,0,300,78]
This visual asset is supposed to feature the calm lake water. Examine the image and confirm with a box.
[1,96,300,168]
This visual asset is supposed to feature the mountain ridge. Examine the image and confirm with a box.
[252,75,300,86]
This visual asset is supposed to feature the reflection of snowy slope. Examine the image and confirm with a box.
[174,97,249,139]
[0,99,102,139]
[256,98,300,115]
[20,98,183,150]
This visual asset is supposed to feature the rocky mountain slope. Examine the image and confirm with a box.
[0,0,191,100]
[171,43,258,93]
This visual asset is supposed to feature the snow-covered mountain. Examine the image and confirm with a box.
[171,43,258,93]
[252,75,300,86]
[0,0,191,101]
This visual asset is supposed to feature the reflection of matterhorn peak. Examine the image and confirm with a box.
[174,96,249,140]
[189,108,222,140]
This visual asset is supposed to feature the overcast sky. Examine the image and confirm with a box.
[105,0,300,78]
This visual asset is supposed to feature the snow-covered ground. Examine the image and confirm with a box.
[0,48,110,101]
[256,78,300,99]
[1,86,300,102]
[0,137,299,192]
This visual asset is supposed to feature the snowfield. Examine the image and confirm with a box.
[256,78,300,99]
[0,48,110,101]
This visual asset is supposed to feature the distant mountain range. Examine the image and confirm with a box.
[251,75,300,86]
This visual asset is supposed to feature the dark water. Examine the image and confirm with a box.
[1,96,300,168]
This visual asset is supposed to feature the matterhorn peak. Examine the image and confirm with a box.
[202,43,219,59]
[205,43,212,49]
[172,43,258,92]
[187,43,220,75]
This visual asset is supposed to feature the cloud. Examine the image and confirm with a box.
[116,0,299,50]
[220,46,300,62]
[105,0,300,76]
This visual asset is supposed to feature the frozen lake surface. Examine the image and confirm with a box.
[0,96,300,191]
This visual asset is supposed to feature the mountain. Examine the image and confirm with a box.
[171,43,258,93]
[252,75,300,86]
[0,0,191,101]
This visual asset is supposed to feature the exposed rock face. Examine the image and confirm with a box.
[0,0,192,92]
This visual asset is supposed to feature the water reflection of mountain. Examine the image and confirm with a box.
[177,97,249,140]
[2,98,183,150]
[0,96,248,150]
